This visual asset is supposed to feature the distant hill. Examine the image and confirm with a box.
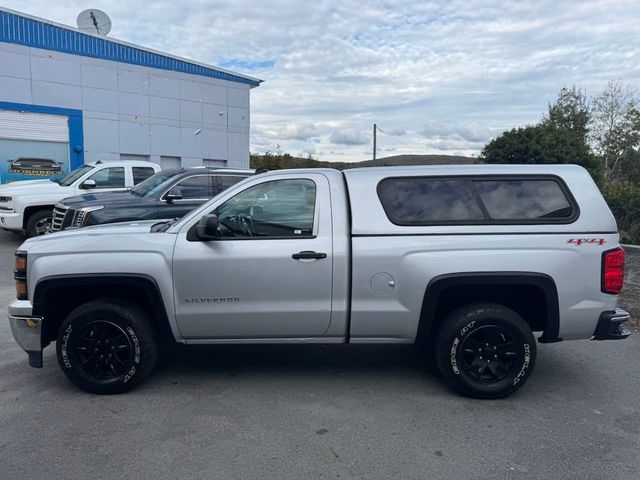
[250,154,477,171]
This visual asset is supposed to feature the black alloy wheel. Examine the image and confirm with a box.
[71,320,134,382]
[458,325,520,383]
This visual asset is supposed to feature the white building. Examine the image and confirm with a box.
[0,7,261,180]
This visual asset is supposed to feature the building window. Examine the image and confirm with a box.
[204,159,227,168]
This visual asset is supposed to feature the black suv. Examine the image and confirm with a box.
[51,167,252,232]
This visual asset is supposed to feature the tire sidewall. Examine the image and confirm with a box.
[56,303,151,394]
[437,306,536,398]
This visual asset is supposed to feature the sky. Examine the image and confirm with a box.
[3,0,639,162]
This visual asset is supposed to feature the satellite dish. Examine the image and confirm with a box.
[76,9,112,36]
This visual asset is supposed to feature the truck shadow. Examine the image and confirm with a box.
[153,343,448,390]
[158,343,432,376]
[149,342,598,400]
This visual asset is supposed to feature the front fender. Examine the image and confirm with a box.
[23,233,178,339]
[32,273,178,342]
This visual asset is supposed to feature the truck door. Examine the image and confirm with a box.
[172,173,333,339]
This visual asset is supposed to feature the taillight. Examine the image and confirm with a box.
[602,247,625,294]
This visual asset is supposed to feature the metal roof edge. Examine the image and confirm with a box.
[0,6,263,87]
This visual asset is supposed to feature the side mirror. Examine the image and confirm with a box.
[80,179,96,189]
[165,188,183,203]
[195,214,219,241]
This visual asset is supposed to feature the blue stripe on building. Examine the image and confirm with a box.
[0,9,259,87]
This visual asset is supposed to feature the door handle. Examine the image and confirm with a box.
[292,251,327,260]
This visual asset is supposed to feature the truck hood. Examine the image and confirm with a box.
[60,191,141,208]
[23,219,167,246]
[0,179,68,196]
[18,218,179,267]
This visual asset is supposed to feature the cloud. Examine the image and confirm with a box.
[6,0,639,161]
[278,122,319,141]
[256,122,319,141]
[218,59,275,71]
[421,121,493,143]
[330,129,370,145]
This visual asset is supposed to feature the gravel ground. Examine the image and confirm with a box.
[620,246,640,330]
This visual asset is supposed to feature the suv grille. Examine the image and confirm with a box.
[51,204,69,232]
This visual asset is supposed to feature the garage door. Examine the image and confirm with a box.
[0,110,70,183]
[0,110,69,142]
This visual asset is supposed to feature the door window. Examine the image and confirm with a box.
[87,167,125,188]
[215,179,316,238]
[169,176,212,200]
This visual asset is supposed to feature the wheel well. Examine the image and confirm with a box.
[33,275,174,345]
[23,205,54,228]
[418,273,560,343]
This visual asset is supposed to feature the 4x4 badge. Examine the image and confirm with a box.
[567,238,606,246]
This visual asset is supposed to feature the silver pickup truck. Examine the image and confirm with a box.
[8,165,630,398]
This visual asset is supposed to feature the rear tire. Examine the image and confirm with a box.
[56,300,159,394]
[25,209,53,237]
[435,303,536,399]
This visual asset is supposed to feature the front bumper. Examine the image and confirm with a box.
[8,300,43,368]
[0,212,24,231]
[592,309,631,341]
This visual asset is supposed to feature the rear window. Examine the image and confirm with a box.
[215,175,248,195]
[474,180,573,220]
[377,179,484,224]
[377,176,577,225]
[132,166,157,185]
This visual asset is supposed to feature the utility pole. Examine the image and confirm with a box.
[373,123,377,162]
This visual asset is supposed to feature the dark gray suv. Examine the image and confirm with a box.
[50,167,252,231]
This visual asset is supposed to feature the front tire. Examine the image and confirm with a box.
[25,209,53,237]
[56,300,159,394]
[435,303,536,399]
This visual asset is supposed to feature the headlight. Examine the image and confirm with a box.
[72,206,104,227]
[14,251,27,300]
[0,195,14,211]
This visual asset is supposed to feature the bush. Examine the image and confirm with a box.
[601,182,640,244]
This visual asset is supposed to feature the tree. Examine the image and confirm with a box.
[250,151,284,170]
[590,81,640,180]
[544,86,590,143]
[480,123,599,176]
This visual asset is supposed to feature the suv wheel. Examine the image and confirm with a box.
[56,300,159,394]
[25,209,53,237]
[435,303,536,399]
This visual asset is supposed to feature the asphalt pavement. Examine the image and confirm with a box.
[0,230,638,480]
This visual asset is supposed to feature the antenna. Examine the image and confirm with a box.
[76,9,112,36]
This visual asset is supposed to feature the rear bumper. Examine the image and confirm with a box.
[8,300,43,368]
[592,309,631,341]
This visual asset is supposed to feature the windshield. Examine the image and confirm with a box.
[56,165,94,186]
[130,170,179,197]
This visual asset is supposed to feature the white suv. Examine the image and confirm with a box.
[0,161,160,237]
